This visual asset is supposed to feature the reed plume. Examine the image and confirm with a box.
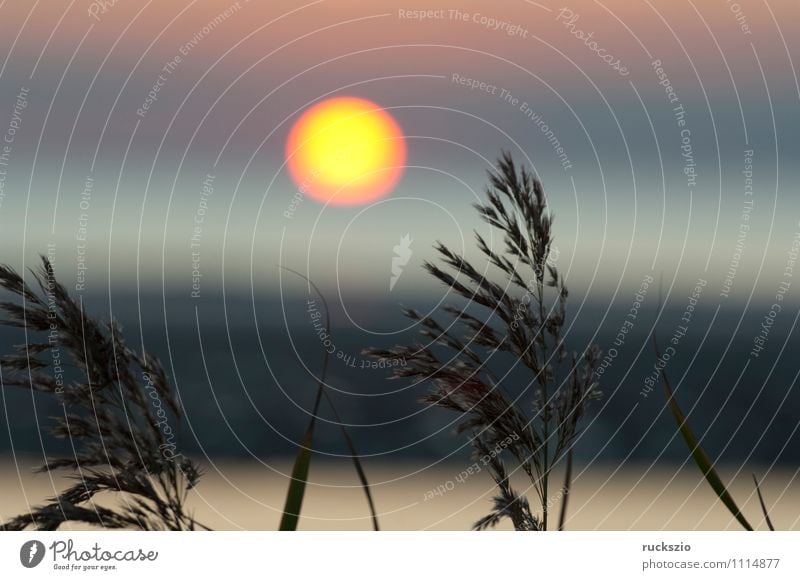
[0,257,205,530]
[365,153,601,530]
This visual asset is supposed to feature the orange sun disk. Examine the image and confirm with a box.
[285,97,406,206]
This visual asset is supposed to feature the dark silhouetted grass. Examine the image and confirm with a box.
[0,257,205,530]
[366,153,601,530]
[278,267,379,531]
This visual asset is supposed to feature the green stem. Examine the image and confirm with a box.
[277,267,380,531]
[537,277,550,530]
[655,337,753,531]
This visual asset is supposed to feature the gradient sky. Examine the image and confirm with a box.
[0,0,797,309]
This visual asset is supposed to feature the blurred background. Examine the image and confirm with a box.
[0,0,798,529]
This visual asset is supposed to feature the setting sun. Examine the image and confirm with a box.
[285,97,406,205]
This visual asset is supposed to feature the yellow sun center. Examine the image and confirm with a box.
[285,97,406,205]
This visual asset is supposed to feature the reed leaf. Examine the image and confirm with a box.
[277,267,379,531]
[279,424,317,531]
[752,474,775,531]
[654,338,753,531]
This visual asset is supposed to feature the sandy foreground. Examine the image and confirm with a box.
[1,458,797,530]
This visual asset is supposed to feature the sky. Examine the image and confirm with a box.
[0,0,797,308]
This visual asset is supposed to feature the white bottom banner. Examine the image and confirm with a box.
[1,531,797,579]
